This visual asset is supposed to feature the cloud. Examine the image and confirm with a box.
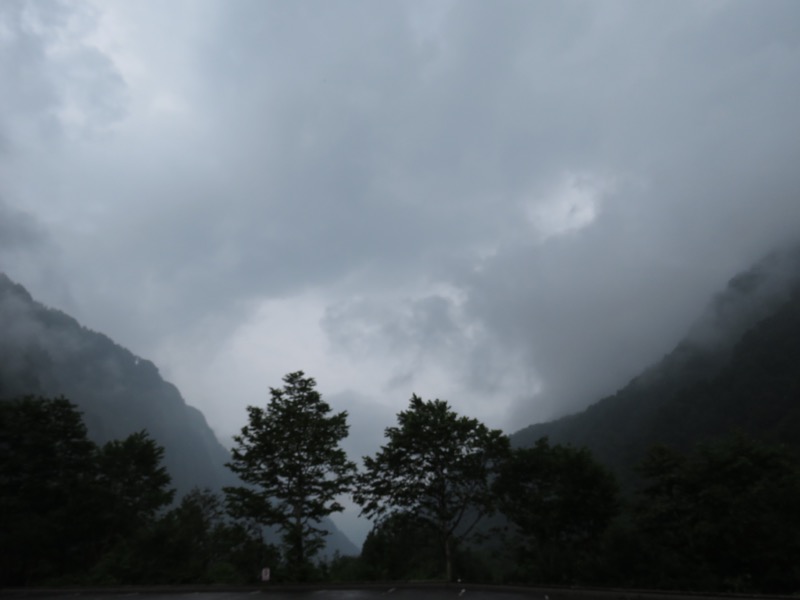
[2,2,800,548]
[0,200,43,252]
[525,172,610,241]
[0,1,127,143]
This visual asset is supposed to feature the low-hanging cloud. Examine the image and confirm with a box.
[2,0,800,463]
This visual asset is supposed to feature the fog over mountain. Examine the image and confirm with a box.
[512,243,800,484]
[0,271,235,495]
[2,1,800,542]
[0,272,360,557]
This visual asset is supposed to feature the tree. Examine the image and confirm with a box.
[360,511,443,581]
[94,431,175,547]
[224,371,356,580]
[124,488,281,584]
[164,488,230,581]
[0,396,175,585]
[355,395,510,582]
[493,438,619,583]
[0,396,99,584]
[633,433,800,592]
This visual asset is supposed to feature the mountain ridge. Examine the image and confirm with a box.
[512,244,800,484]
[0,272,359,557]
[0,271,234,493]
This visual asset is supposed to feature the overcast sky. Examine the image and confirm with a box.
[2,0,800,544]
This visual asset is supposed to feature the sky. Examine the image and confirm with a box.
[2,0,800,544]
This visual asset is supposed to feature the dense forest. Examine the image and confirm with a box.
[1,396,277,585]
[2,246,800,592]
[3,390,799,591]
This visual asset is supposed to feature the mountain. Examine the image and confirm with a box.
[0,272,234,493]
[0,273,358,556]
[512,245,800,486]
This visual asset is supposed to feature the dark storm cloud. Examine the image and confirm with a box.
[312,0,800,423]
[2,0,800,440]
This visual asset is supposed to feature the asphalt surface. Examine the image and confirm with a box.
[0,586,548,600]
[2,585,793,600]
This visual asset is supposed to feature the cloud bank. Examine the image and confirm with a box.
[2,0,800,542]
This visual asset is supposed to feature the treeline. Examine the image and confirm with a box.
[3,372,800,592]
[0,395,276,586]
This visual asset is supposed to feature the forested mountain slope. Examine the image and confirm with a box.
[0,272,234,494]
[0,272,358,556]
[512,246,800,485]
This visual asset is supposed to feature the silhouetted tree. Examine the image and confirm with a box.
[95,431,174,546]
[355,395,510,581]
[633,433,800,592]
[0,396,98,584]
[493,438,619,583]
[0,396,175,585]
[225,371,356,580]
[360,511,442,580]
[114,488,281,584]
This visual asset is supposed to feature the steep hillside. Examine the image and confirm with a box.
[0,273,234,494]
[0,273,358,556]
[512,246,800,485]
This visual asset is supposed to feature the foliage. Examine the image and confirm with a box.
[324,552,367,582]
[0,396,175,585]
[632,433,800,592]
[95,431,175,544]
[355,395,510,581]
[512,284,800,491]
[0,395,100,584]
[90,488,279,584]
[493,438,619,584]
[0,273,236,498]
[360,511,443,580]
[163,487,233,580]
[225,371,356,580]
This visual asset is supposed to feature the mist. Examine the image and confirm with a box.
[2,1,800,543]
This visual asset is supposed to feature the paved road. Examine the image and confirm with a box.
[4,586,785,600]
[0,587,548,600]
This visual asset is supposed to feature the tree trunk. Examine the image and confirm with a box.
[444,536,452,582]
[295,516,305,580]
